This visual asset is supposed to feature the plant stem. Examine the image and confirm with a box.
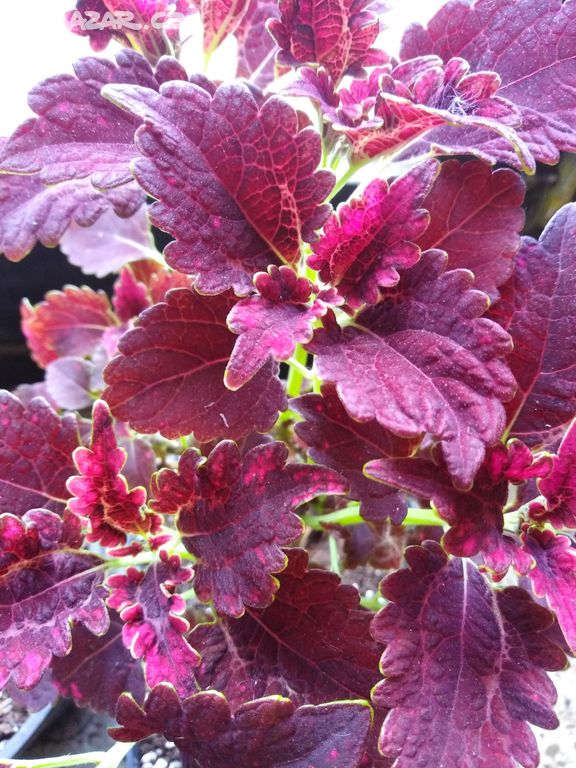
[5,742,135,768]
[301,505,444,529]
[286,344,310,398]
[328,534,341,575]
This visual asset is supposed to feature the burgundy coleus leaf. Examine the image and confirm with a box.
[401,0,576,168]
[366,439,549,573]
[66,401,158,547]
[293,385,414,523]
[111,685,372,768]
[102,80,333,295]
[188,548,381,705]
[103,288,286,440]
[268,0,386,83]
[235,0,279,88]
[225,266,326,389]
[371,541,566,768]
[112,268,150,323]
[334,56,531,170]
[309,160,438,308]
[197,0,250,50]
[66,0,116,52]
[21,286,115,369]
[417,159,525,300]
[0,170,143,262]
[530,420,576,529]
[60,206,158,278]
[52,609,146,714]
[152,441,347,616]
[0,392,79,516]
[489,203,576,445]
[309,249,516,487]
[0,508,109,690]
[107,551,198,697]
[522,526,576,655]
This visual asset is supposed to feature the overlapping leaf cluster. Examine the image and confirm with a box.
[1,1,576,767]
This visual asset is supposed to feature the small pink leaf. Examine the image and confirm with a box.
[530,419,576,529]
[107,552,198,697]
[103,288,286,441]
[225,266,326,389]
[309,160,439,307]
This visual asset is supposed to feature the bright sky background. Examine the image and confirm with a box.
[0,0,446,136]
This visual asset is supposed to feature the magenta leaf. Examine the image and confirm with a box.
[366,440,548,573]
[0,392,79,516]
[103,288,286,440]
[112,268,150,323]
[52,610,146,714]
[268,0,386,82]
[0,171,143,262]
[333,57,532,170]
[490,204,576,443]
[0,508,109,690]
[293,385,414,523]
[225,266,327,389]
[309,160,439,308]
[152,441,346,616]
[522,526,576,655]
[102,80,333,294]
[111,685,372,768]
[401,0,576,167]
[530,420,576,529]
[371,541,566,768]
[309,250,516,487]
[417,159,525,299]
[189,547,382,705]
[66,400,158,547]
[107,552,198,697]
[21,286,115,369]
[60,206,157,278]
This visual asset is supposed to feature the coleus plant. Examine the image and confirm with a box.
[1,0,576,766]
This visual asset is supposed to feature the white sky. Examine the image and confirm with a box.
[0,0,445,136]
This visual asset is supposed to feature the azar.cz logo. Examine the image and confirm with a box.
[66,9,186,32]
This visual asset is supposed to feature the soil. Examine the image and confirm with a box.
[0,692,28,753]
[133,736,182,768]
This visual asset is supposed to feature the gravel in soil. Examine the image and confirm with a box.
[135,736,181,768]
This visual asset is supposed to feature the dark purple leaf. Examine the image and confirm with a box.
[530,419,576,529]
[151,442,347,616]
[235,0,279,87]
[199,0,250,49]
[417,159,525,300]
[0,508,108,690]
[5,672,58,713]
[401,0,576,167]
[309,250,516,487]
[293,385,414,523]
[103,288,286,441]
[522,526,576,654]
[225,266,326,389]
[52,610,146,714]
[309,160,438,307]
[102,80,333,294]
[490,204,576,444]
[0,392,79,516]
[366,440,548,572]
[188,548,381,705]
[111,684,372,768]
[371,541,566,768]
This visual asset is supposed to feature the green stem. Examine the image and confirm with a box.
[328,534,341,575]
[302,505,444,529]
[330,158,369,200]
[5,742,134,768]
[286,344,310,398]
